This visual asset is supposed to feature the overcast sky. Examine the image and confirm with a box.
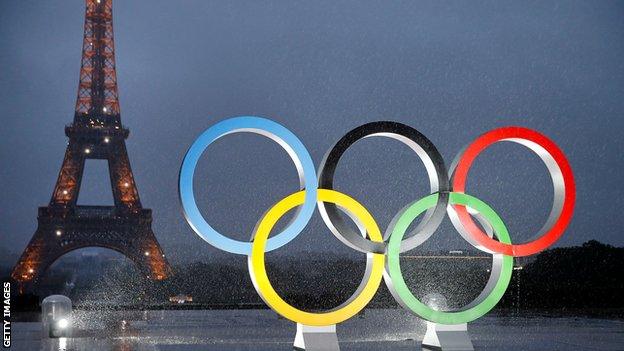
[1,1,623,265]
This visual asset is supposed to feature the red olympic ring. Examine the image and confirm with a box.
[452,126,576,257]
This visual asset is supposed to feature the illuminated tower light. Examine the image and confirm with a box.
[104,137,110,143]
[84,148,91,154]
[144,251,150,256]
[55,229,63,236]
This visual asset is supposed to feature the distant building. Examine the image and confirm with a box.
[169,294,193,304]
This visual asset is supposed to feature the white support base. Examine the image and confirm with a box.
[293,323,340,351]
[422,321,474,351]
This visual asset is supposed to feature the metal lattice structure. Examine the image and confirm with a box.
[75,0,120,118]
[12,0,171,292]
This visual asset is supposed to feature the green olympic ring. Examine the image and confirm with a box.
[385,192,513,324]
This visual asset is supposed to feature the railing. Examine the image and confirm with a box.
[74,206,117,218]
[65,123,129,139]
[40,205,150,219]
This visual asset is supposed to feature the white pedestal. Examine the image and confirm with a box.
[293,323,340,351]
[422,321,474,351]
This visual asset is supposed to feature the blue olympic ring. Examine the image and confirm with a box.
[178,116,318,255]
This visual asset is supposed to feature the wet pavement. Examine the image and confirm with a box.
[10,309,624,350]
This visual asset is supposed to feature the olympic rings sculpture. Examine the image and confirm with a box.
[179,116,575,326]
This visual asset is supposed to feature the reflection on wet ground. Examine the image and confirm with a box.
[12,309,624,351]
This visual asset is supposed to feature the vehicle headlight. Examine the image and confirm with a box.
[56,318,69,329]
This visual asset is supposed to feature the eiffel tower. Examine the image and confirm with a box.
[12,0,171,292]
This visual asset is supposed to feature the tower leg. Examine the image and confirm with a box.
[293,323,340,351]
[422,322,474,351]
[11,215,171,296]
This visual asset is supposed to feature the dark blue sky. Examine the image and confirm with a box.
[1,1,623,264]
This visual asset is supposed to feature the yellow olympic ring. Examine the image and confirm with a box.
[249,189,385,326]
